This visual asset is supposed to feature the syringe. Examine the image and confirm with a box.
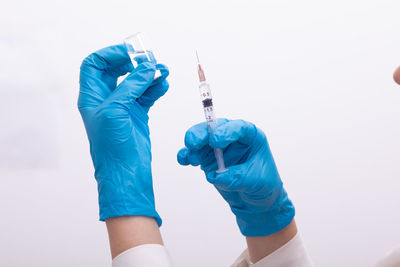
[196,51,227,173]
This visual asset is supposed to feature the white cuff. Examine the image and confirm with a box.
[231,233,314,267]
[112,244,174,267]
[374,246,400,267]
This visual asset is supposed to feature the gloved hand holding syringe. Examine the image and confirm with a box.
[195,51,227,173]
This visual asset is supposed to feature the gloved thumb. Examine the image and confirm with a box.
[105,62,156,109]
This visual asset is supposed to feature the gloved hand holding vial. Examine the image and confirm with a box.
[78,33,311,267]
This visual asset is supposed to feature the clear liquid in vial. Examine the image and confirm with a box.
[127,50,150,67]
[127,50,161,79]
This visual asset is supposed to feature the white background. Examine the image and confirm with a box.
[1,0,399,266]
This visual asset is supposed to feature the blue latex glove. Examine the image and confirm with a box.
[78,44,169,225]
[177,119,295,236]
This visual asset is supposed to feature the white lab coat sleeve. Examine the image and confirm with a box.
[112,244,174,267]
[374,247,400,267]
[231,233,314,267]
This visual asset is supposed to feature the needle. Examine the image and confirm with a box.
[196,51,206,82]
[196,50,200,63]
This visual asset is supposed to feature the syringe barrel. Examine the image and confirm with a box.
[199,82,216,122]
[199,82,227,173]
[199,82,212,100]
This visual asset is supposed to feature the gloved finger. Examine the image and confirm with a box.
[79,44,134,108]
[184,122,209,150]
[184,118,229,150]
[81,44,133,76]
[210,120,257,149]
[177,148,190,165]
[138,79,169,110]
[196,141,254,174]
[151,64,169,86]
[200,159,218,174]
[137,64,170,111]
[104,62,156,109]
[219,141,252,166]
[206,163,249,192]
[177,146,214,166]
[78,80,112,110]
